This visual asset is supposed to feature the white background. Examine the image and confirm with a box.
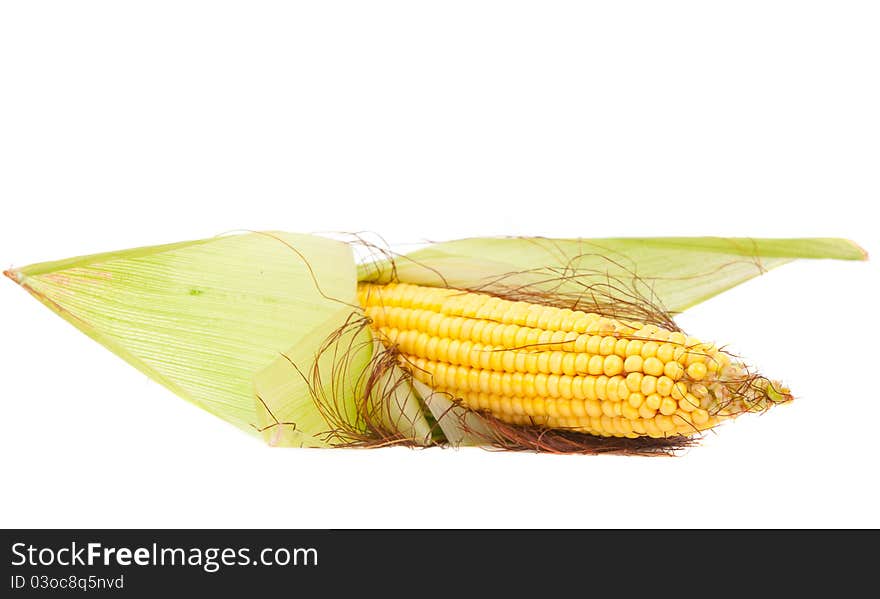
[1,2,878,528]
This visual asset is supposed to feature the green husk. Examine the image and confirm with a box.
[253,324,436,448]
[359,237,867,313]
[8,232,357,434]
[367,341,434,446]
[253,310,372,447]
[410,379,495,447]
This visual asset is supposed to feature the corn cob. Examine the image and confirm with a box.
[358,282,791,439]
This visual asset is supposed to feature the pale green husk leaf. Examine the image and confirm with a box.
[253,331,435,447]
[11,232,358,434]
[359,237,866,313]
[410,379,494,447]
[368,341,434,446]
[253,310,372,447]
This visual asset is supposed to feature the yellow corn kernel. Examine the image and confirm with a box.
[606,376,624,402]
[664,361,685,380]
[687,362,708,381]
[655,414,676,433]
[599,336,617,356]
[678,393,699,413]
[585,335,602,354]
[659,397,678,416]
[640,375,658,396]
[692,409,710,425]
[627,392,645,409]
[582,376,596,400]
[624,354,644,373]
[643,356,665,377]
[656,376,674,397]
[604,355,624,376]
[640,341,659,359]
[585,399,602,418]
[638,404,658,419]
[621,403,640,420]
[625,339,644,357]
[594,376,608,400]
[656,342,676,363]
[625,371,643,393]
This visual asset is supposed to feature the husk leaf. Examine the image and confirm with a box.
[253,310,372,447]
[8,232,357,434]
[359,237,867,313]
[367,341,434,446]
[410,379,495,447]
